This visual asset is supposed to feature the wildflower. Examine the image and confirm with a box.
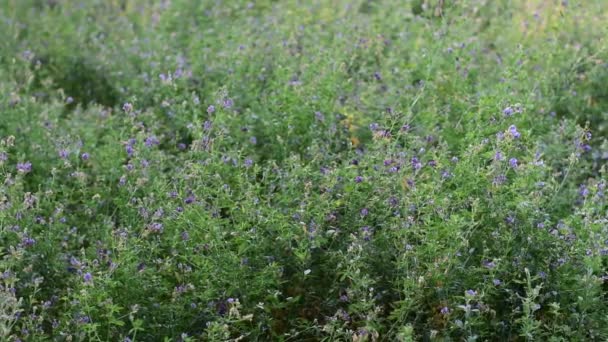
[123,102,133,113]
[145,136,159,147]
[222,98,233,108]
[440,306,450,315]
[483,260,496,269]
[493,279,502,286]
[59,149,69,159]
[465,289,477,297]
[411,157,422,170]
[203,121,212,131]
[361,226,372,240]
[21,236,36,247]
[360,208,369,217]
[509,158,518,168]
[508,125,521,139]
[125,145,134,157]
[506,215,516,224]
[244,158,253,167]
[149,222,163,233]
[184,194,196,204]
[355,176,363,183]
[388,197,399,207]
[81,153,90,160]
[83,272,93,284]
[503,106,514,116]
[17,161,32,173]
[207,105,215,114]
[494,151,504,161]
[315,111,325,121]
[579,184,589,197]
[77,315,91,324]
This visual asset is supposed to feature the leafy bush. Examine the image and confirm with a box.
[1,0,607,340]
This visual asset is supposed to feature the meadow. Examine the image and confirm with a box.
[1,0,608,340]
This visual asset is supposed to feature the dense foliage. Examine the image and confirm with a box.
[1,0,608,340]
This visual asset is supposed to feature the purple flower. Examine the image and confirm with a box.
[203,121,212,131]
[207,105,215,114]
[483,260,496,269]
[0,152,7,162]
[149,222,163,233]
[369,123,379,131]
[81,153,90,160]
[222,98,233,109]
[388,196,399,207]
[77,315,91,324]
[16,161,32,173]
[21,236,36,247]
[509,158,518,168]
[579,184,589,197]
[83,272,93,284]
[508,125,521,139]
[184,194,196,204]
[314,111,325,121]
[355,176,363,183]
[360,208,369,217]
[494,151,504,161]
[411,157,422,171]
[122,102,133,113]
[59,149,69,159]
[440,306,450,315]
[493,279,502,286]
[361,226,372,240]
[503,106,514,116]
[145,136,160,147]
[178,143,187,150]
[244,159,253,168]
[465,289,477,297]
